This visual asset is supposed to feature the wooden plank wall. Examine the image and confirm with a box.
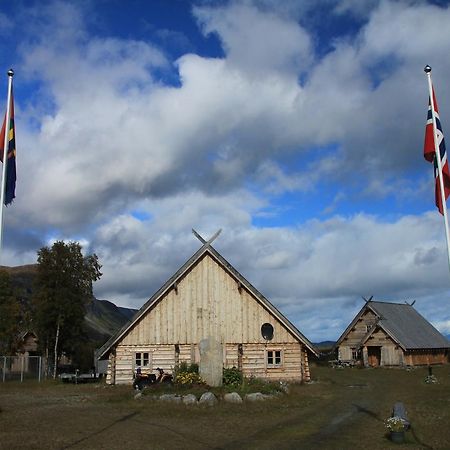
[121,254,298,346]
[404,350,448,366]
[338,310,378,350]
[380,345,403,366]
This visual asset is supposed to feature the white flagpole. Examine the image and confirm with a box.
[0,69,14,264]
[424,65,450,272]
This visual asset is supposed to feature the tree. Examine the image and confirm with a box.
[33,241,102,378]
[0,270,20,354]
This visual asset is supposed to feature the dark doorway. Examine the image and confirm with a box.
[367,346,381,367]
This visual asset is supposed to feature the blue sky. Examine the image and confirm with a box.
[1,0,450,342]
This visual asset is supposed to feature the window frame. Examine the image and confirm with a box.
[266,349,283,368]
[135,352,150,368]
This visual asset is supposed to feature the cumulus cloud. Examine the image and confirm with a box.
[2,0,450,341]
[88,198,450,341]
[13,0,450,231]
[194,3,312,75]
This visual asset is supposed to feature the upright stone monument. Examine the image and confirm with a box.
[199,337,223,387]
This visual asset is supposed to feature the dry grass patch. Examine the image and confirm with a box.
[0,365,449,449]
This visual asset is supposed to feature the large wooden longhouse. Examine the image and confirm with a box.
[336,300,450,367]
[97,231,318,385]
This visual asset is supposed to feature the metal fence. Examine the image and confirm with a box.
[0,355,46,382]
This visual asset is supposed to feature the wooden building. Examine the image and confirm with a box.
[336,300,450,367]
[10,331,40,373]
[97,232,318,385]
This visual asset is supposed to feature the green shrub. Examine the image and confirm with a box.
[239,376,282,395]
[174,361,203,385]
[175,362,199,375]
[223,367,243,386]
[174,371,204,385]
[188,363,199,374]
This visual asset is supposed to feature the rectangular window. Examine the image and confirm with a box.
[267,350,282,367]
[135,352,149,367]
[351,349,358,360]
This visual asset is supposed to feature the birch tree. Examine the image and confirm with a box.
[33,241,102,378]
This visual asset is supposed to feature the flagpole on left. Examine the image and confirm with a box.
[424,65,450,272]
[0,68,14,264]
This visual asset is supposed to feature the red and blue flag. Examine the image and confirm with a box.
[0,88,16,206]
[424,87,450,215]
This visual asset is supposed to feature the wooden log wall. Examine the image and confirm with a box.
[111,342,305,384]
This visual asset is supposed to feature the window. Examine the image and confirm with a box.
[267,350,282,367]
[135,352,149,367]
[351,348,358,360]
[261,323,274,340]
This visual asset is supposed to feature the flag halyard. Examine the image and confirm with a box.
[424,88,450,215]
[0,88,16,206]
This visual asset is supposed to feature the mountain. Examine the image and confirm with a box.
[314,340,336,351]
[85,299,136,341]
[1,264,136,343]
[0,264,37,300]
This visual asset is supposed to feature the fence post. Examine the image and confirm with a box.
[20,356,24,382]
[38,356,42,382]
[2,356,6,382]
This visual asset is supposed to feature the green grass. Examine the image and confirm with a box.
[0,365,449,449]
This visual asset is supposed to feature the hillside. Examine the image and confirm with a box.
[0,264,136,343]
[85,299,136,342]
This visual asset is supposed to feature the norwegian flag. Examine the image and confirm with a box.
[424,87,450,215]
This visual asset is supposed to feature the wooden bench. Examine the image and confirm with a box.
[392,402,410,430]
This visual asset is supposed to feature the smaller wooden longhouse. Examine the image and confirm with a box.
[97,231,318,385]
[336,300,450,367]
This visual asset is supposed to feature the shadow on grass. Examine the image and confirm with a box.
[409,426,433,449]
[351,403,432,449]
[60,410,214,450]
[60,411,140,449]
[352,403,382,421]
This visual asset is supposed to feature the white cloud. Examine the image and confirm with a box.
[13,0,450,234]
[194,3,312,76]
[3,0,450,342]
[86,196,450,341]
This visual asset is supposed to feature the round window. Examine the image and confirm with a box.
[261,323,274,340]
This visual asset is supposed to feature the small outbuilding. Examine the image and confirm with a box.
[97,231,318,385]
[336,299,450,367]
